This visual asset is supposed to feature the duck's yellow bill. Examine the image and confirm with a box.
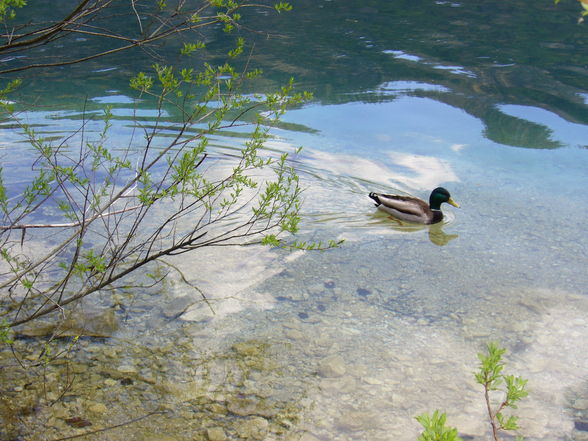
[448,197,460,208]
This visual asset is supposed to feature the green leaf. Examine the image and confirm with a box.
[0,0,26,22]
[416,410,462,441]
[504,374,529,406]
[274,2,293,13]
[475,342,506,388]
[130,72,154,92]
[228,37,245,58]
[180,41,205,56]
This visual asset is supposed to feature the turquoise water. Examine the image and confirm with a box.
[2,1,588,440]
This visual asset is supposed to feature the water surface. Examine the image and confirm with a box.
[1,1,588,440]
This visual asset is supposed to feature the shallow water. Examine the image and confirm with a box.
[2,1,588,440]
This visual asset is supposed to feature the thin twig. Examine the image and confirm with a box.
[0,204,142,230]
[159,258,215,315]
[131,0,143,35]
[484,382,500,441]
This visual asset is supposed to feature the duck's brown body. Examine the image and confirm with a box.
[368,187,459,225]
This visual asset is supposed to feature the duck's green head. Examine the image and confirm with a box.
[429,187,460,210]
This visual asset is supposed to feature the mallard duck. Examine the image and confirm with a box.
[368,187,459,224]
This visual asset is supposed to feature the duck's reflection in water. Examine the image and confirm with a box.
[370,211,458,246]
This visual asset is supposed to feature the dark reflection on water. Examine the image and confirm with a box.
[3,0,588,150]
[242,0,588,148]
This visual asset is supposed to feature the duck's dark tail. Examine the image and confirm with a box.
[368,192,381,206]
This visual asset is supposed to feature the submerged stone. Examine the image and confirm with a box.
[232,341,266,357]
[318,355,346,378]
[87,402,108,415]
[574,399,588,410]
[237,416,269,440]
[17,308,118,338]
[161,295,195,319]
[296,434,321,441]
[227,397,258,416]
[206,427,227,441]
[356,288,371,297]
[117,364,138,375]
[335,410,378,432]
[283,328,305,341]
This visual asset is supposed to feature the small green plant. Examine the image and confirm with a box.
[475,342,528,441]
[417,342,527,441]
[416,410,462,441]
[0,318,13,345]
[0,0,26,22]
